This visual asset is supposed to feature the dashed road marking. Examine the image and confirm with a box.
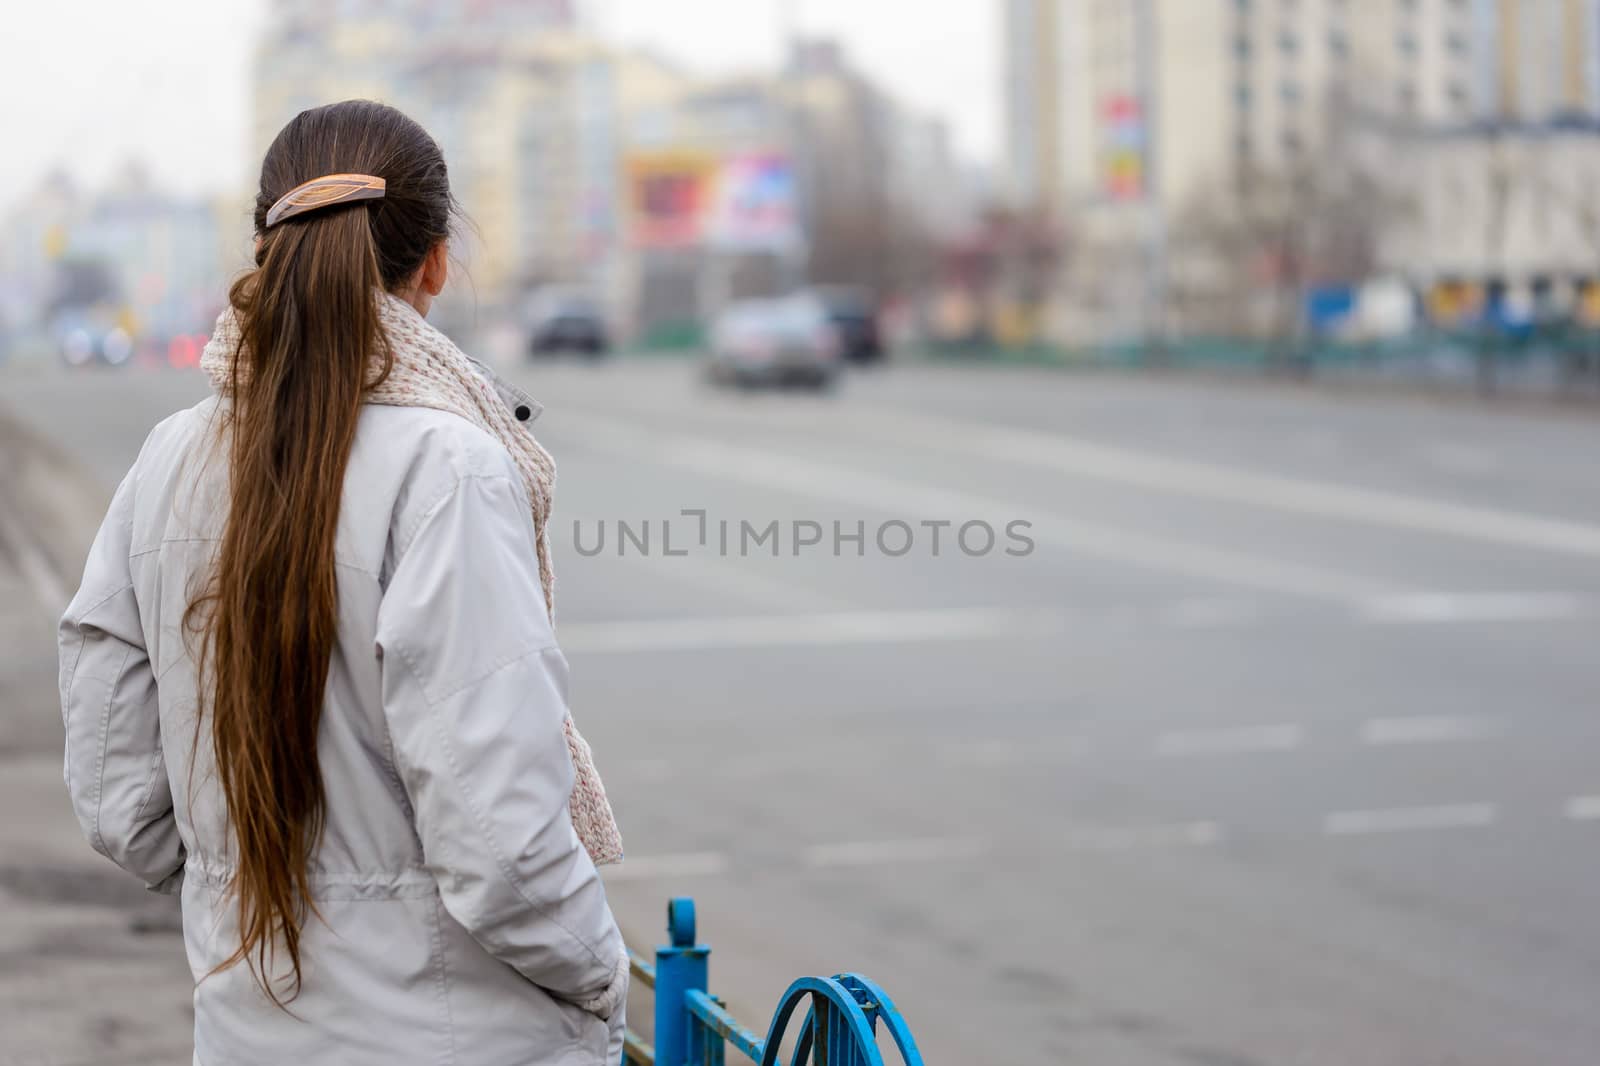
[1360,715,1499,746]
[616,711,1515,786]
[603,802,1600,883]
[716,749,887,781]
[1155,724,1304,758]
[1323,803,1497,836]
[936,738,1087,767]
[804,837,986,868]
[608,827,1225,885]
[857,408,1600,559]
[1064,821,1224,851]
[1361,592,1588,624]
[602,852,731,882]
[567,411,1403,604]
[558,605,1072,654]
[556,594,1593,654]
[1564,796,1600,822]
[553,592,1600,653]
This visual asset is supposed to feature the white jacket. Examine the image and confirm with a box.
[59,380,625,1065]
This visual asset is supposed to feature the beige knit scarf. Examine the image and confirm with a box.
[201,292,623,866]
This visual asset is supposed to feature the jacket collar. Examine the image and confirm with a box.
[466,354,544,424]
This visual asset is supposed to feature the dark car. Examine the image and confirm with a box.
[527,290,609,358]
[530,310,608,357]
[812,287,883,364]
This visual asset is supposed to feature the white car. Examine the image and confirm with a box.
[706,295,841,389]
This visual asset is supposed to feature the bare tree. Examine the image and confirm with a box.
[1171,135,1414,370]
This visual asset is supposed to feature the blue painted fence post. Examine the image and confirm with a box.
[654,897,709,1066]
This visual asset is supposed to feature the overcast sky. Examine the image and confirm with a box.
[0,0,997,212]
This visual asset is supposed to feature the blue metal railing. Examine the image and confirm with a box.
[622,897,924,1066]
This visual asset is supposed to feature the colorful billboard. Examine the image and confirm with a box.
[1101,94,1145,201]
[625,151,801,252]
[625,151,717,248]
[704,153,801,252]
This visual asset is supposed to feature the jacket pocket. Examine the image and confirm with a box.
[550,991,610,1062]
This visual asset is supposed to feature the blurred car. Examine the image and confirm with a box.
[811,286,883,364]
[706,295,841,389]
[526,288,609,358]
[52,308,135,369]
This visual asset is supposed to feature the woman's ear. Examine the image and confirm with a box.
[420,241,448,297]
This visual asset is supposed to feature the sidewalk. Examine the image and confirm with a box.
[0,413,195,1065]
[0,749,195,1066]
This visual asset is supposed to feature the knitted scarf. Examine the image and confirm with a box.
[201,292,623,866]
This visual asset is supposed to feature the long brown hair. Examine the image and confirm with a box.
[188,100,453,1004]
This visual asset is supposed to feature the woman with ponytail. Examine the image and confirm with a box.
[59,100,626,1064]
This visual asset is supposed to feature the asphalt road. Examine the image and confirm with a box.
[2,356,1598,1065]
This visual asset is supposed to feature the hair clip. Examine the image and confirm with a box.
[265,173,387,228]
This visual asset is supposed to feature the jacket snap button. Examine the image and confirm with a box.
[514,405,532,422]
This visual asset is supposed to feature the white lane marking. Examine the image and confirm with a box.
[1361,591,1588,624]
[1360,715,1499,746]
[716,749,887,781]
[1323,803,1497,836]
[603,852,732,882]
[1564,796,1600,821]
[1155,724,1304,758]
[1065,821,1224,851]
[626,711,1503,785]
[621,741,1082,783]
[936,738,1086,767]
[804,837,986,869]
[601,803,1585,881]
[558,605,1071,654]
[858,409,1600,558]
[568,412,1403,604]
[559,594,1592,655]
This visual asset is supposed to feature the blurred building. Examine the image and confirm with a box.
[253,0,623,332]
[786,40,974,291]
[0,173,79,346]
[252,6,969,343]
[0,167,236,361]
[1374,118,1600,318]
[1005,0,1600,343]
[1002,0,1066,219]
[614,38,976,343]
[1490,0,1600,119]
[70,165,234,345]
[1005,0,1598,224]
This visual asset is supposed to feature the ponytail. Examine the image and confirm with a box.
[190,206,388,1004]
[186,100,451,1006]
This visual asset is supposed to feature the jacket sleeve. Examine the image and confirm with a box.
[58,469,184,893]
[375,468,623,1002]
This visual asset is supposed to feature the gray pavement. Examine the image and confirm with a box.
[1,357,1598,1064]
